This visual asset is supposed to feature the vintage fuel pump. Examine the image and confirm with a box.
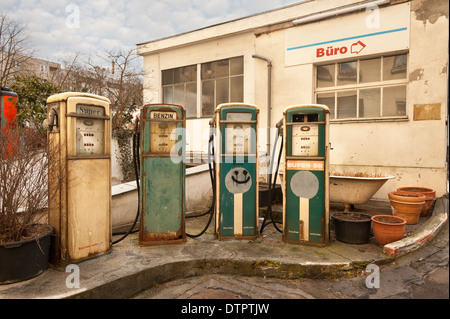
[1,87,18,133]
[213,103,259,239]
[282,104,330,246]
[139,104,186,246]
[1,87,18,158]
[45,92,112,265]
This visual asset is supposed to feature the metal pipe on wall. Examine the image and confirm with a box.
[252,54,272,156]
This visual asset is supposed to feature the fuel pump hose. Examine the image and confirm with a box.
[112,117,140,245]
[260,124,283,234]
[186,134,216,238]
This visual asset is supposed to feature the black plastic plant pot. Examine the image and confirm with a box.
[331,212,372,244]
[0,224,53,285]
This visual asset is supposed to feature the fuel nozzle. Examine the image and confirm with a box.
[43,106,59,131]
[276,118,283,136]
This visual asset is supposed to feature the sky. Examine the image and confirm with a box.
[3,0,301,67]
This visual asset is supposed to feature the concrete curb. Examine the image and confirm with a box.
[384,197,449,257]
[0,196,447,299]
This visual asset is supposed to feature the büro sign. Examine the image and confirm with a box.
[285,2,410,66]
[316,40,366,58]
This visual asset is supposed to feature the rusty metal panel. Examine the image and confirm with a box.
[139,104,185,246]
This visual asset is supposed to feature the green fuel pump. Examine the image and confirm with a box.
[139,104,186,246]
[282,104,330,246]
[213,103,259,240]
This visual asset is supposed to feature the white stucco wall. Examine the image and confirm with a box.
[138,0,449,201]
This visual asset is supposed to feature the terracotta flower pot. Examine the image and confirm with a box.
[388,191,425,225]
[397,187,436,217]
[371,215,406,246]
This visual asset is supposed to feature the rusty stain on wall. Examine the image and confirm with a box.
[413,103,441,121]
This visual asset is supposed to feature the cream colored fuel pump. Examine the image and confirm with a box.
[45,92,112,265]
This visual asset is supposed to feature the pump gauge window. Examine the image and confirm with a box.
[75,105,105,155]
[292,124,319,156]
[225,112,252,155]
[150,111,178,154]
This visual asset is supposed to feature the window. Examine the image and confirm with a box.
[201,57,244,117]
[40,65,48,73]
[315,54,408,120]
[162,65,197,118]
[161,56,244,119]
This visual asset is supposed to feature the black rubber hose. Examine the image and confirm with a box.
[112,119,140,244]
[186,135,216,238]
[260,129,283,234]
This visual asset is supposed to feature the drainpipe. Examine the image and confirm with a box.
[252,54,272,156]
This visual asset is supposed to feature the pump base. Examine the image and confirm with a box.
[139,234,186,247]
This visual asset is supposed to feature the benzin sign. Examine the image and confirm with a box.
[285,2,410,66]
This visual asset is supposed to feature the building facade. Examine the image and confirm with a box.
[137,0,449,200]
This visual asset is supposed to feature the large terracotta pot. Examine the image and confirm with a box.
[371,215,406,246]
[397,187,436,217]
[388,191,425,225]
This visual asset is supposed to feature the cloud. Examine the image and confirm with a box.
[3,0,301,67]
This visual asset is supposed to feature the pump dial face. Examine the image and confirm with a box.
[75,118,104,155]
[292,124,319,156]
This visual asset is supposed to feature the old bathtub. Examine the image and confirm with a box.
[330,175,395,211]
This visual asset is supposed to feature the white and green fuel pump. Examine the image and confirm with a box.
[213,103,259,240]
[281,104,330,246]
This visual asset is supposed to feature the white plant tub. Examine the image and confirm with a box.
[111,164,213,232]
[330,175,395,211]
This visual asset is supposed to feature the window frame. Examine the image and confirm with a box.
[161,56,244,120]
[315,53,409,123]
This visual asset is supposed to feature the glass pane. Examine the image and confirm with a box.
[202,62,214,80]
[383,54,407,81]
[185,82,197,118]
[216,78,229,106]
[163,86,173,104]
[215,59,229,78]
[174,68,183,84]
[359,88,381,118]
[316,64,335,88]
[162,69,173,85]
[360,58,380,83]
[76,118,104,155]
[173,84,184,106]
[383,85,406,116]
[183,65,197,82]
[337,90,357,118]
[230,76,243,102]
[317,92,335,119]
[337,62,357,86]
[230,56,243,76]
[201,80,215,116]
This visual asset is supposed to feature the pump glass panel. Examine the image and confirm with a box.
[75,104,105,155]
[225,112,252,155]
[292,124,319,156]
[150,111,178,154]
